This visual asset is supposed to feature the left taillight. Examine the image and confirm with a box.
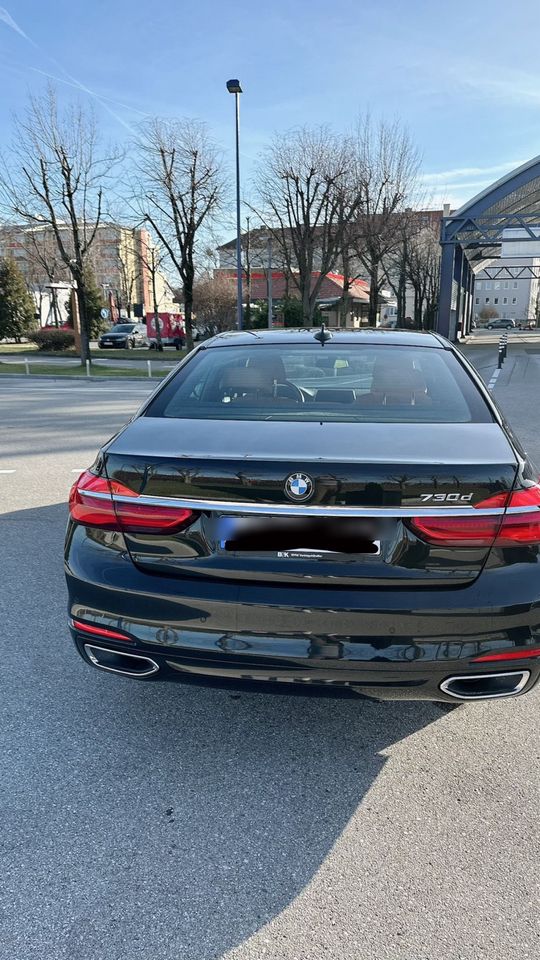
[69,469,196,534]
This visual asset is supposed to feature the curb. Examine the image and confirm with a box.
[0,374,164,383]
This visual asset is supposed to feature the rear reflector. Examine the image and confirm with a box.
[72,619,134,643]
[410,482,540,547]
[69,470,196,534]
[472,646,540,662]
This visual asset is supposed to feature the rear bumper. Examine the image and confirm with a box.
[65,528,540,702]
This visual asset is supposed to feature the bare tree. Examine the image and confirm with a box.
[253,126,362,325]
[22,227,69,326]
[351,117,421,326]
[0,85,120,362]
[193,272,236,337]
[115,229,141,319]
[133,118,225,350]
[403,226,441,329]
[479,305,499,322]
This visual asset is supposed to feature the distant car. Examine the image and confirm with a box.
[98,323,148,349]
[486,319,515,330]
[44,321,73,331]
[66,328,540,705]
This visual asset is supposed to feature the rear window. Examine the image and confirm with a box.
[145,343,492,423]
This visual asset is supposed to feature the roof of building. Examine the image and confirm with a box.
[217,211,444,252]
[217,269,370,302]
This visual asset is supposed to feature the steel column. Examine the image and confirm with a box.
[437,244,455,338]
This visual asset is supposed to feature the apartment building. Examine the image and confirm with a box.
[0,223,176,323]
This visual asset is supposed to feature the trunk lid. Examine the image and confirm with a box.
[103,417,518,587]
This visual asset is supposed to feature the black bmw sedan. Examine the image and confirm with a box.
[98,322,148,349]
[65,329,540,703]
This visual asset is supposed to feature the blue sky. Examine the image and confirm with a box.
[2,0,540,212]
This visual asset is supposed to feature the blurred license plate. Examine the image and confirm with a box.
[214,517,382,556]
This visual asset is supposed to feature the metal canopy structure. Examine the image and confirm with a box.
[437,157,540,338]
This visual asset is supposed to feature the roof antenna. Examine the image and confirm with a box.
[314,322,332,346]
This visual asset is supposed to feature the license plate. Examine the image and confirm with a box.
[214,517,382,555]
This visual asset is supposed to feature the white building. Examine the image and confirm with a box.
[473,229,540,323]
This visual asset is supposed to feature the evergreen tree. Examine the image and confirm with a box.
[0,257,37,341]
[82,266,107,338]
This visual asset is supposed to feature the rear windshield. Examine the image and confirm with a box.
[145,343,492,423]
[110,324,135,333]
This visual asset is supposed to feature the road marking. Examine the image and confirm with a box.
[0,469,16,474]
[487,368,501,391]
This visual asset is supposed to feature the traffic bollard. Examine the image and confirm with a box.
[86,359,90,377]
[147,360,152,378]
[24,358,30,376]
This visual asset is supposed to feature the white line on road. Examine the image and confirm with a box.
[487,368,501,391]
[0,469,16,473]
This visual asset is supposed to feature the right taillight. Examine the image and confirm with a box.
[409,483,540,547]
[69,470,197,534]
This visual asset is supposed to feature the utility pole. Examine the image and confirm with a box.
[267,237,273,329]
[244,216,251,327]
[226,79,243,330]
[151,247,163,351]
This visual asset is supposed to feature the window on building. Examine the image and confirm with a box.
[494,297,499,304]
[504,281,509,289]
[476,281,482,290]
[503,297,508,304]
[494,281,500,289]
[513,281,518,288]
[485,281,491,290]
[475,297,480,305]
[485,297,490,303]
[512,297,517,304]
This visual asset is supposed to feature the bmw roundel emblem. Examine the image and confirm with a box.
[285,472,313,502]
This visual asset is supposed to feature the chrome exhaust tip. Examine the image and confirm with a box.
[440,670,530,701]
[83,644,159,678]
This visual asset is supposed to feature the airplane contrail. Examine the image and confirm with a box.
[0,6,36,43]
[0,4,142,133]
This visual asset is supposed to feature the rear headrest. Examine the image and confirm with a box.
[220,367,272,394]
[246,354,286,382]
[371,362,426,393]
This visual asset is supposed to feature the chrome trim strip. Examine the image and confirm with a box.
[78,486,525,517]
[440,670,530,701]
[83,644,159,678]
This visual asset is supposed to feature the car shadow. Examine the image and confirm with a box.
[2,502,450,960]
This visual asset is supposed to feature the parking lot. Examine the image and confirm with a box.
[1,354,540,960]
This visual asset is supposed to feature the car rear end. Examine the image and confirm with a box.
[65,331,540,702]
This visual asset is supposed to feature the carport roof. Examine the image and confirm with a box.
[442,155,540,269]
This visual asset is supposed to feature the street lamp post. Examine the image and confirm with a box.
[227,79,243,331]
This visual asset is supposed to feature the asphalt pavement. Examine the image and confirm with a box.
[1,358,539,960]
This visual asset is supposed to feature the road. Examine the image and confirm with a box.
[1,355,539,960]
